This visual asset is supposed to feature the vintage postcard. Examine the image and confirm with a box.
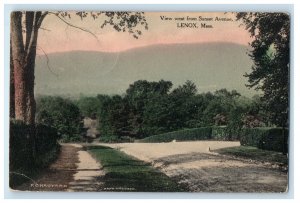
[9,11,289,192]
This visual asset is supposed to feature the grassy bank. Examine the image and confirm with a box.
[87,146,186,192]
[214,146,288,165]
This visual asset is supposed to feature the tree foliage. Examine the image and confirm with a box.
[54,11,148,39]
[76,96,102,118]
[89,80,266,142]
[125,80,173,137]
[36,96,84,142]
[236,12,290,127]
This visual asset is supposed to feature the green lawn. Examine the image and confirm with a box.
[214,146,288,165]
[87,146,187,192]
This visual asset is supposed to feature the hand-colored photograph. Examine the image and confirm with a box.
[9,11,289,192]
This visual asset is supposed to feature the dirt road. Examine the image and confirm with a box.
[16,144,80,191]
[99,141,288,192]
[15,141,288,192]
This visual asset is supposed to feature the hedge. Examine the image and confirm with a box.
[211,126,240,141]
[10,121,34,171]
[140,127,212,143]
[140,126,239,143]
[140,126,288,153]
[9,120,61,187]
[35,124,61,166]
[240,127,288,153]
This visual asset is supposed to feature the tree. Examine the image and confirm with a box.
[171,80,197,97]
[125,80,173,136]
[10,11,148,125]
[76,96,102,118]
[36,96,83,142]
[236,12,290,127]
[97,95,132,141]
[199,89,240,126]
[143,95,178,135]
[126,80,172,100]
[169,80,198,128]
[10,12,46,124]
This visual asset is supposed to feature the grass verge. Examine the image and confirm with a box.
[214,146,288,165]
[88,145,187,192]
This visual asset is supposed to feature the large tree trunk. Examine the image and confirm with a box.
[10,11,42,125]
[10,42,15,119]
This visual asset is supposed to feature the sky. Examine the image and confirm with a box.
[37,12,252,54]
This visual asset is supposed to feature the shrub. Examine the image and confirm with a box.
[140,127,212,143]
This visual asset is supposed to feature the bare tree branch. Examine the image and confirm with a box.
[25,12,41,57]
[39,27,51,31]
[37,46,58,77]
[37,11,49,28]
[48,11,99,41]
[24,12,34,53]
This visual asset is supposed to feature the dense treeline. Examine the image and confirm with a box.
[30,78,287,146]
[76,80,271,142]
[36,79,282,143]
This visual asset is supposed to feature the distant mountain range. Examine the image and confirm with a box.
[35,42,257,97]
